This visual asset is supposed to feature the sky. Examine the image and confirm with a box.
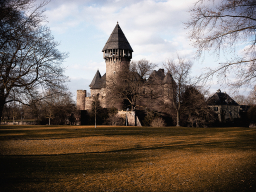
[40,0,248,101]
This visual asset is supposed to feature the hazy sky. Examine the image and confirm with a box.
[41,0,246,100]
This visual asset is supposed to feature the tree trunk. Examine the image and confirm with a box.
[176,109,180,127]
[0,99,5,124]
[176,100,180,127]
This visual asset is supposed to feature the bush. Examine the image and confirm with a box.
[150,117,165,127]
[142,109,159,126]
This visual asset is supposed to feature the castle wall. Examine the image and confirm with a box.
[118,110,141,126]
[85,97,93,110]
[90,88,107,108]
[163,83,175,105]
[137,84,167,112]
[77,82,175,112]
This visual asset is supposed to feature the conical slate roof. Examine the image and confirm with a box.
[207,90,239,105]
[102,23,133,52]
[89,70,106,89]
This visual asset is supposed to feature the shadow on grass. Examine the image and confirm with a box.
[1,131,255,180]
[1,143,256,192]
[0,151,147,185]
[1,126,256,191]
[0,126,254,140]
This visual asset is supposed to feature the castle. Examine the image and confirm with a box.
[77,23,176,112]
[76,24,246,126]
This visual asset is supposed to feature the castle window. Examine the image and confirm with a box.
[143,88,145,94]
[214,107,218,111]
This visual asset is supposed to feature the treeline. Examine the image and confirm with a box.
[1,91,78,125]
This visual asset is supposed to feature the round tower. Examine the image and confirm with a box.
[102,22,133,83]
[76,90,86,110]
[102,23,133,109]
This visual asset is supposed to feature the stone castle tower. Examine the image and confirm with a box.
[103,22,133,84]
[77,23,133,110]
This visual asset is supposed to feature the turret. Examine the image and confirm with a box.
[102,22,133,109]
[77,90,86,110]
[102,22,133,80]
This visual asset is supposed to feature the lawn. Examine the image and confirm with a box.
[0,125,255,192]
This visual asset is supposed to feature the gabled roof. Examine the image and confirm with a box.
[89,70,106,89]
[147,69,165,84]
[207,90,239,106]
[163,72,175,84]
[102,23,133,52]
[101,73,106,88]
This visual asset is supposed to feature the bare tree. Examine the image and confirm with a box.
[91,96,101,128]
[232,86,256,105]
[186,0,256,88]
[232,95,248,105]
[108,59,156,110]
[89,96,109,126]
[108,68,143,110]
[247,85,256,105]
[181,86,216,127]
[130,59,157,79]
[40,90,76,125]
[164,56,193,126]
[0,0,68,123]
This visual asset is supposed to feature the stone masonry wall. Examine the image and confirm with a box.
[118,110,142,126]
[77,90,86,110]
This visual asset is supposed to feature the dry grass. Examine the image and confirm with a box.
[0,125,255,191]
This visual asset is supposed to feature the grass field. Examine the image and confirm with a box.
[0,125,255,192]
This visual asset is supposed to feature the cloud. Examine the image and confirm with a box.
[45,0,195,36]
[43,0,208,98]
[44,0,196,56]
[44,0,197,66]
